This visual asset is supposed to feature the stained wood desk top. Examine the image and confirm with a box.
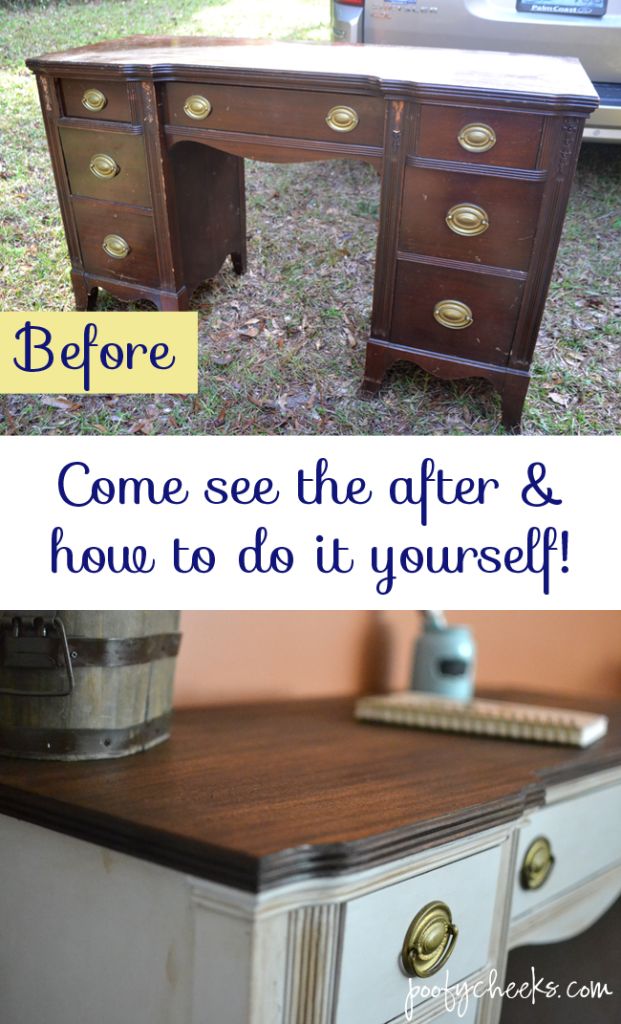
[27,36,598,109]
[1,693,620,891]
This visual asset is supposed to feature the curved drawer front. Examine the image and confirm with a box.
[59,127,150,206]
[415,106,543,169]
[164,82,385,147]
[391,261,523,366]
[512,781,621,920]
[72,200,159,288]
[60,78,132,123]
[399,166,544,273]
[335,843,502,1024]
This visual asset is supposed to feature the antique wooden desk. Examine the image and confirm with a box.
[1,694,620,1024]
[27,39,598,430]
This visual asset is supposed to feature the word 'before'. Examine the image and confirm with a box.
[14,321,174,391]
[1,311,198,394]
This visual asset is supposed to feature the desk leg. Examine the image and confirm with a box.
[361,341,394,396]
[500,374,529,434]
[156,291,190,312]
[231,157,247,276]
[72,273,99,312]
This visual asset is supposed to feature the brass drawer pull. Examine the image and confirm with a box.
[102,234,130,259]
[183,95,212,120]
[446,203,489,237]
[458,122,496,154]
[433,299,473,330]
[89,153,120,180]
[521,836,555,891]
[326,105,359,133]
[401,901,458,978]
[81,88,107,113]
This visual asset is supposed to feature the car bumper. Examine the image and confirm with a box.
[585,84,621,143]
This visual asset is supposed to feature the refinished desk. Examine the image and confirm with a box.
[26,38,599,430]
[1,694,620,1024]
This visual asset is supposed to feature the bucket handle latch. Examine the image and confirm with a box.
[0,615,75,697]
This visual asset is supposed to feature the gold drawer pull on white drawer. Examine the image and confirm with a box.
[458,122,496,153]
[446,203,489,237]
[433,299,473,330]
[521,836,555,891]
[89,153,120,180]
[183,95,212,120]
[81,88,107,113]
[102,234,130,259]
[401,901,458,978]
[326,105,359,132]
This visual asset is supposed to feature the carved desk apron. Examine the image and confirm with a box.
[26,38,599,429]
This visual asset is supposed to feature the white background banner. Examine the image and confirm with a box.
[0,435,617,609]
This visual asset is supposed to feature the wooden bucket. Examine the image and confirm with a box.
[0,611,181,760]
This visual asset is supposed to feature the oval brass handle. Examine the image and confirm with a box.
[81,88,107,113]
[326,105,359,133]
[521,836,555,891]
[458,122,497,154]
[89,153,120,180]
[102,234,130,260]
[433,299,473,330]
[446,203,489,237]
[401,901,458,978]
[183,95,212,120]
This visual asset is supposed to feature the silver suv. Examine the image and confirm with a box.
[333,0,621,141]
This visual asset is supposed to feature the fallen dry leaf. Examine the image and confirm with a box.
[212,402,231,428]
[128,418,155,434]
[548,392,570,407]
[40,396,82,412]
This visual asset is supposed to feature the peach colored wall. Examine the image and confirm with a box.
[174,611,621,705]
[174,611,383,704]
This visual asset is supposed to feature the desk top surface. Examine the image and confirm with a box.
[27,36,598,106]
[0,692,620,891]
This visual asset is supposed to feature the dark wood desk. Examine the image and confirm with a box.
[1,696,620,1023]
[27,39,598,428]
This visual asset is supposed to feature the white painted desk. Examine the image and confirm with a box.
[0,698,619,1024]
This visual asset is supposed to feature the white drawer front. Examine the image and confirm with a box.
[512,781,621,919]
[432,1001,478,1024]
[335,844,502,1024]
[404,993,479,1024]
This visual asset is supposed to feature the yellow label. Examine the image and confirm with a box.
[0,312,198,393]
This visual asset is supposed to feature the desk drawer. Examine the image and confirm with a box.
[335,843,502,1024]
[415,106,543,169]
[72,199,159,287]
[60,78,132,123]
[60,127,150,206]
[432,1003,478,1024]
[399,166,543,273]
[164,82,385,147]
[391,261,522,366]
[512,782,621,920]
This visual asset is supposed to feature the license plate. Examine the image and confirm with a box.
[516,0,607,16]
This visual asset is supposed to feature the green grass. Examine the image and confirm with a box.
[1,0,620,435]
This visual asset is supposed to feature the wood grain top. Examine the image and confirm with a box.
[26,37,598,108]
[1,693,620,891]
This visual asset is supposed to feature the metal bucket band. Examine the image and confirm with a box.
[67,632,182,668]
[0,628,181,696]
[0,712,171,760]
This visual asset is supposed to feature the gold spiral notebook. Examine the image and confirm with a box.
[355,693,608,748]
